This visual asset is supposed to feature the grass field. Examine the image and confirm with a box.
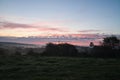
[0,56,120,80]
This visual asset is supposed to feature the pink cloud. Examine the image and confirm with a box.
[27,39,94,46]
[0,21,33,29]
[0,21,67,32]
[68,33,103,39]
[37,27,67,32]
[78,30,100,33]
[0,33,114,46]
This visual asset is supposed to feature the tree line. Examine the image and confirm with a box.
[0,36,120,58]
[41,36,120,58]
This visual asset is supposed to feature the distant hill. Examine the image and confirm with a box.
[0,42,37,48]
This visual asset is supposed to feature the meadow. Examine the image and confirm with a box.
[0,55,120,80]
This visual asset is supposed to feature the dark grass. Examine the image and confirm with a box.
[0,55,120,80]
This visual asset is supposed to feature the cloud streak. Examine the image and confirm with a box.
[78,30,100,33]
[0,34,119,46]
[0,21,33,29]
[0,21,66,32]
[0,33,106,46]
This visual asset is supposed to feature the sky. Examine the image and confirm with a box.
[0,0,120,46]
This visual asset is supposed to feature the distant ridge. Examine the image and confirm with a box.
[0,42,37,48]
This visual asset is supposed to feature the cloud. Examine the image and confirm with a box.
[0,21,33,29]
[0,21,66,32]
[1,34,119,46]
[0,36,98,46]
[78,30,100,33]
[37,27,67,32]
[66,33,100,38]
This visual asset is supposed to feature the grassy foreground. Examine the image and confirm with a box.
[0,56,120,80]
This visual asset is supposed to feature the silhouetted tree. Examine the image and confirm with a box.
[102,36,120,48]
[90,36,120,58]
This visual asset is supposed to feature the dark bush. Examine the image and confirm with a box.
[90,46,120,58]
[27,48,40,56]
[41,43,79,57]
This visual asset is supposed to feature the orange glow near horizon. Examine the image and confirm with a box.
[31,40,100,46]
[0,20,105,46]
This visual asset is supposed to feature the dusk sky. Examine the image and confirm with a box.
[0,0,120,46]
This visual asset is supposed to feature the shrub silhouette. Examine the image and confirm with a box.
[87,36,120,58]
[27,48,40,56]
[42,43,79,57]
[89,46,120,58]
